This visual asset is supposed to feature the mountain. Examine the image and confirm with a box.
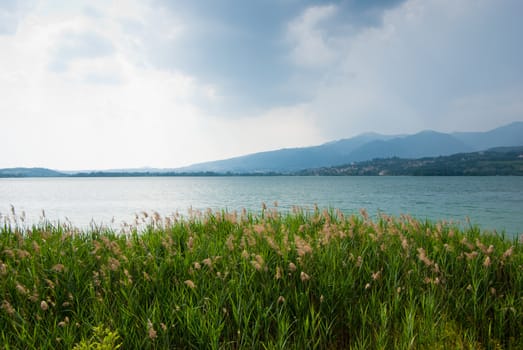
[0,167,66,178]
[298,146,523,176]
[178,133,395,173]
[452,121,523,150]
[2,122,521,177]
[346,131,474,162]
[179,122,523,173]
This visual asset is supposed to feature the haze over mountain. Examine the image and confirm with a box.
[178,122,523,173]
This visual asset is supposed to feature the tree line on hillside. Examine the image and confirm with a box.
[1,147,523,177]
[297,147,523,176]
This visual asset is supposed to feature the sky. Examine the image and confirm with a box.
[1,0,522,170]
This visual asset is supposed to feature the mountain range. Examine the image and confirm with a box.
[298,146,523,176]
[1,121,522,177]
[178,121,523,173]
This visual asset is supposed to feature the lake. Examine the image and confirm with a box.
[0,176,522,236]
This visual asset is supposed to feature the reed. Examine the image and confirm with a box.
[0,206,521,349]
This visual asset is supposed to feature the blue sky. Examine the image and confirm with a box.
[1,0,522,169]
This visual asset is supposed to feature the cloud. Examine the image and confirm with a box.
[286,5,338,68]
[285,0,523,137]
[0,0,225,169]
[132,1,411,116]
[1,0,522,170]
[0,0,35,35]
[48,31,115,72]
[337,0,407,27]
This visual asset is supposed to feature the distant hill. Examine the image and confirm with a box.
[297,146,523,176]
[2,122,521,177]
[0,168,66,178]
[452,121,523,150]
[179,122,523,173]
[177,133,397,173]
[346,131,474,162]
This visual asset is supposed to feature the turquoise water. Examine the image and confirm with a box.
[0,176,522,235]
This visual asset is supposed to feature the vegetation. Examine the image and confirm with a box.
[2,147,523,178]
[1,206,522,349]
[0,168,66,178]
[299,147,523,176]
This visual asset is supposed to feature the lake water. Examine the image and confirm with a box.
[0,176,522,236]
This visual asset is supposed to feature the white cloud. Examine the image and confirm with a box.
[0,0,222,169]
[2,0,325,170]
[286,5,339,68]
[0,0,35,34]
[48,31,115,72]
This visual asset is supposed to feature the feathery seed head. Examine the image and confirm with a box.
[300,271,310,282]
[202,258,213,268]
[147,319,157,340]
[502,246,514,259]
[251,260,262,271]
[465,251,479,260]
[1,300,15,316]
[108,257,121,271]
[29,291,39,303]
[15,249,30,260]
[275,266,282,280]
[371,270,381,281]
[52,264,65,273]
[226,235,235,251]
[255,254,264,266]
[417,248,433,266]
[15,283,28,295]
[253,224,264,235]
[401,237,409,251]
[184,280,196,289]
[32,241,40,254]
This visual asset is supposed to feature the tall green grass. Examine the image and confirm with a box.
[1,206,522,349]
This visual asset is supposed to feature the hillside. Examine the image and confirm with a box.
[177,133,396,173]
[179,122,523,173]
[297,147,523,176]
[0,167,66,178]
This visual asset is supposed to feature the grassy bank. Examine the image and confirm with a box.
[1,206,522,349]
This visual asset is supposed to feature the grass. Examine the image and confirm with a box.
[0,205,522,349]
